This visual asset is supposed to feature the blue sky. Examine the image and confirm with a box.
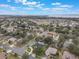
[0,0,79,15]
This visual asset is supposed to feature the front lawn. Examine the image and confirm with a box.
[7,53,20,59]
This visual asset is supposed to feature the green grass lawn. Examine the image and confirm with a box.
[7,53,20,59]
[0,48,4,53]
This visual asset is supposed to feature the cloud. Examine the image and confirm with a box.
[11,7,16,10]
[0,4,9,7]
[52,7,67,11]
[7,0,11,2]
[22,1,44,8]
[42,8,50,11]
[0,10,26,15]
[42,7,69,13]
[0,4,16,10]
[1,0,75,15]
[0,10,16,15]
[52,2,61,5]
[35,3,45,8]
[60,5,73,8]
[40,7,70,15]
[15,0,27,4]
[25,7,34,10]
[15,0,37,6]
[52,2,73,8]
[14,0,44,8]
[24,1,37,5]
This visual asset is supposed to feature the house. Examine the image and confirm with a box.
[8,37,17,43]
[6,27,14,32]
[62,51,79,59]
[47,32,59,40]
[41,31,59,40]
[42,56,48,59]
[45,47,57,56]
[0,52,7,59]
[63,39,73,48]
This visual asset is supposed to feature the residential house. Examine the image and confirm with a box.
[0,52,7,59]
[45,47,57,56]
[62,51,79,59]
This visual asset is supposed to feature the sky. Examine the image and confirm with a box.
[0,0,79,15]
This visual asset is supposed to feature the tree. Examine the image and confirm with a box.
[35,47,45,56]
[52,33,71,59]
[43,37,53,45]
[68,38,79,56]
[35,36,44,42]
[22,53,29,59]
[27,34,34,40]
